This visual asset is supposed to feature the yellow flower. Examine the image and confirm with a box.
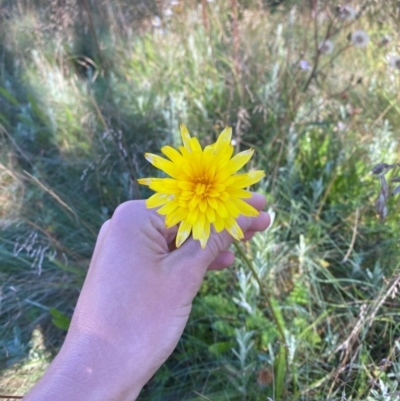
[138,124,265,249]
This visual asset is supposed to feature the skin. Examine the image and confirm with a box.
[24,193,270,401]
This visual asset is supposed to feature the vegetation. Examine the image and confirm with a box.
[1,0,400,399]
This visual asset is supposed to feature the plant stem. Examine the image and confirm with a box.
[233,241,287,400]
[233,241,286,343]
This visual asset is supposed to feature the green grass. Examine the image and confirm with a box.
[1,0,400,400]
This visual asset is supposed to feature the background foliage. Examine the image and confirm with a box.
[1,0,400,399]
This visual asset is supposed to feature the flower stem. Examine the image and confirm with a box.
[233,241,286,341]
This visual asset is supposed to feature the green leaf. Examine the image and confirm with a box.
[49,308,71,331]
[212,320,235,337]
[208,341,232,355]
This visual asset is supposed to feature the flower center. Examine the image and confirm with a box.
[194,177,212,197]
[195,183,207,195]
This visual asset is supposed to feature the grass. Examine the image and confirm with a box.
[1,0,400,399]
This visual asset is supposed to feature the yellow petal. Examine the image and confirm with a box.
[205,206,215,223]
[179,146,192,160]
[214,127,232,157]
[199,221,211,249]
[230,170,265,188]
[190,153,203,177]
[187,208,199,225]
[225,217,244,240]
[220,149,254,177]
[207,189,220,197]
[226,188,252,198]
[179,199,189,208]
[199,198,208,213]
[212,183,226,192]
[180,190,194,200]
[224,201,240,218]
[145,153,179,178]
[157,200,179,215]
[182,165,194,178]
[178,181,195,191]
[207,197,218,209]
[189,195,201,210]
[218,144,234,165]
[190,137,202,153]
[137,177,152,186]
[180,124,192,150]
[206,163,216,181]
[146,193,173,208]
[138,177,178,189]
[161,146,185,165]
[165,208,188,228]
[148,178,179,194]
[231,198,260,217]
[219,191,230,201]
[193,212,205,240]
[176,220,192,248]
[213,214,225,233]
[215,200,228,218]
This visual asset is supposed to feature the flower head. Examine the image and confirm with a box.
[338,5,356,21]
[138,125,265,249]
[299,59,311,70]
[319,40,334,54]
[350,30,369,48]
[389,55,400,70]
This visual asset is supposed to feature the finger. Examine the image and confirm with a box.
[166,225,178,247]
[207,250,235,270]
[166,196,270,293]
[171,213,266,279]
[246,192,266,211]
[243,230,256,241]
[246,211,270,232]
[174,198,269,268]
[109,200,178,248]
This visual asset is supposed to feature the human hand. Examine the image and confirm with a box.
[24,193,270,401]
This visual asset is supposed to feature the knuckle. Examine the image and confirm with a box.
[207,232,229,259]
[111,200,147,229]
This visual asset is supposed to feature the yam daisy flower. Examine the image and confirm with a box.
[138,125,265,249]
[350,30,369,48]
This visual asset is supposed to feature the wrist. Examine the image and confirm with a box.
[24,332,150,401]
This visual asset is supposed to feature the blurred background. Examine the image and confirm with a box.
[1,0,400,400]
